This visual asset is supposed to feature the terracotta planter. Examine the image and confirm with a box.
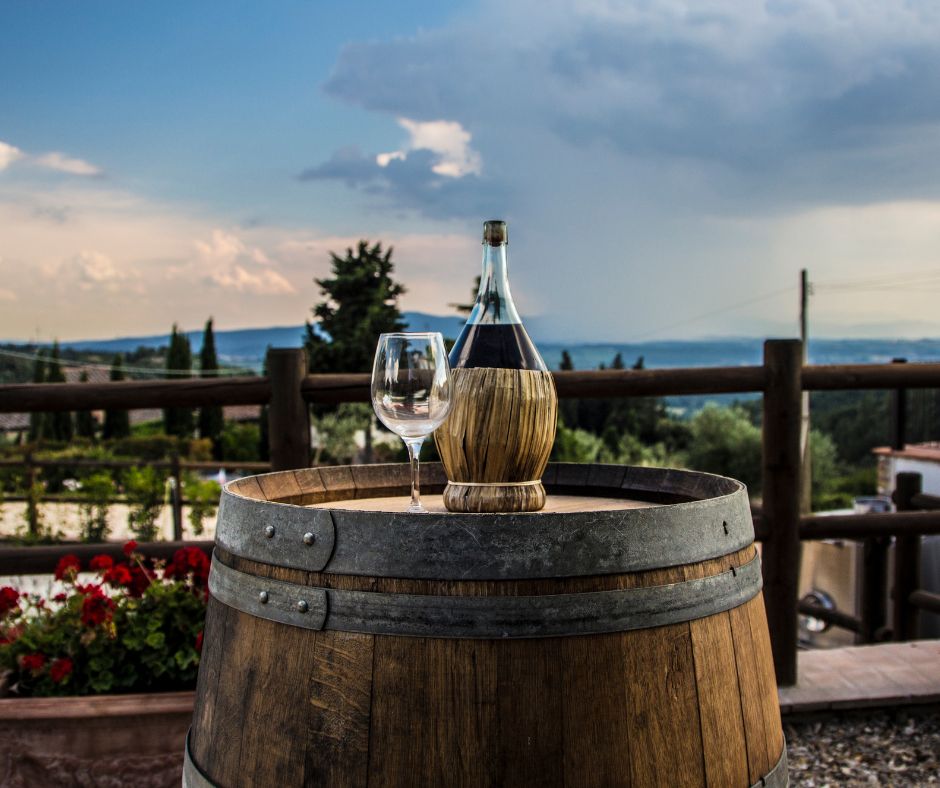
[0,690,193,787]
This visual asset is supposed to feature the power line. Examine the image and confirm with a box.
[628,284,797,342]
[0,347,251,377]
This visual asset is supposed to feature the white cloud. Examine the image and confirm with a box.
[376,118,482,178]
[63,250,129,290]
[0,140,101,176]
[195,229,296,295]
[0,141,24,171]
[35,152,102,177]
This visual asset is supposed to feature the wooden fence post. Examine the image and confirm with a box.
[860,536,890,642]
[24,451,39,538]
[892,471,922,641]
[266,348,310,471]
[761,339,803,686]
[171,450,183,541]
[890,358,907,451]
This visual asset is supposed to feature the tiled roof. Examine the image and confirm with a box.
[873,442,940,462]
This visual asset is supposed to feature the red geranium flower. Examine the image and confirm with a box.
[20,653,46,673]
[80,589,115,627]
[53,592,68,603]
[127,565,154,598]
[103,564,133,587]
[195,630,203,653]
[164,547,210,587]
[122,540,138,557]
[89,555,114,572]
[49,657,73,683]
[54,555,81,581]
[0,586,19,617]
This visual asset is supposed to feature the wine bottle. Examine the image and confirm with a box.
[435,220,557,513]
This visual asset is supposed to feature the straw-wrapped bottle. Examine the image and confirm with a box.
[435,220,557,512]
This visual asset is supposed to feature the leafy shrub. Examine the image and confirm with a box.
[124,467,166,541]
[78,472,116,543]
[0,542,207,696]
[220,422,262,462]
[182,474,220,536]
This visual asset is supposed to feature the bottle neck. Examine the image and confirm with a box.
[466,243,521,325]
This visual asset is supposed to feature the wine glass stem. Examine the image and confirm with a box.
[404,438,424,511]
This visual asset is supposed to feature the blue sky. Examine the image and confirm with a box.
[2,1,940,342]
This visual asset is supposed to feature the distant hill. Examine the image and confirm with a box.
[58,313,467,369]
[49,315,940,371]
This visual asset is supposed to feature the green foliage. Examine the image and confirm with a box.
[163,324,194,438]
[197,318,224,459]
[313,403,371,465]
[220,422,262,462]
[182,474,220,536]
[78,472,115,542]
[124,467,166,541]
[550,422,605,463]
[684,404,763,492]
[103,355,131,440]
[0,546,207,696]
[305,240,406,374]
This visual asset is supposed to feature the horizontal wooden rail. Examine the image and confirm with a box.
[797,599,863,634]
[0,458,271,472]
[3,360,940,414]
[0,377,270,413]
[909,590,940,616]
[911,493,940,512]
[0,540,214,575]
[799,510,940,539]
[802,363,940,390]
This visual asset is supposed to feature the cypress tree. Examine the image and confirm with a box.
[28,351,46,442]
[197,318,224,458]
[163,324,194,437]
[46,341,73,442]
[103,355,131,439]
[75,371,96,439]
[304,240,406,374]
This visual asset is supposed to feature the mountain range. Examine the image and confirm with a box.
[53,312,940,371]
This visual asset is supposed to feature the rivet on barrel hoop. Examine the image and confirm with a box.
[263,525,275,538]
[258,591,269,604]
[303,532,315,545]
[297,600,309,613]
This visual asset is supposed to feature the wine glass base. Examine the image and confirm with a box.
[407,502,428,514]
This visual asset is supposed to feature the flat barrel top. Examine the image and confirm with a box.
[215,463,754,580]
[307,494,657,514]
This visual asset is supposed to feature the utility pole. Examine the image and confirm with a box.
[799,269,812,513]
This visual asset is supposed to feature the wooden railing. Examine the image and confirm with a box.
[2,340,940,686]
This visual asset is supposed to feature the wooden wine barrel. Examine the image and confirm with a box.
[185,463,787,788]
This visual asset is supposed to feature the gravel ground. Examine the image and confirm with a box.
[786,709,940,786]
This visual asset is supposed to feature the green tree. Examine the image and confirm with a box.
[197,318,224,458]
[45,342,73,442]
[103,355,131,440]
[28,351,46,442]
[163,324,193,438]
[684,404,763,493]
[304,241,406,374]
[75,371,96,439]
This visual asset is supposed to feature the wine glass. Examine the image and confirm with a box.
[371,332,452,513]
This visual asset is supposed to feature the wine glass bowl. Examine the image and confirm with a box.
[371,333,452,512]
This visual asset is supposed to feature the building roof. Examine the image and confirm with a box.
[873,442,940,462]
